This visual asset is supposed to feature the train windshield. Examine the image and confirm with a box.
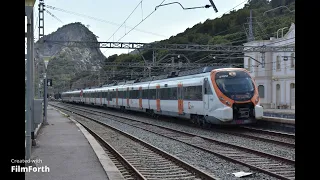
[215,71,255,101]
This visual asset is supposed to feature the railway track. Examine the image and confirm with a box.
[210,126,295,148]
[51,104,217,180]
[54,103,295,180]
[240,126,295,138]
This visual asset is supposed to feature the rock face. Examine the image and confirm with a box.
[33,22,105,94]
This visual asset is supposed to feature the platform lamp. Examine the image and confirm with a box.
[43,56,51,125]
[25,0,36,161]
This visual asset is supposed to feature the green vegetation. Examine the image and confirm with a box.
[103,0,295,77]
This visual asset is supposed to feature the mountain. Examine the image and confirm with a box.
[103,0,295,81]
[33,22,106,94]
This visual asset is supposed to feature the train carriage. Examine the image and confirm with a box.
[62,67,263,125]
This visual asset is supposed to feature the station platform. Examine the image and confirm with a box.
[263,108,295,119]
[25,105,124,180]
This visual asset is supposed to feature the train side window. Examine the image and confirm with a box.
[130,90,134,99]
[118,91,122,99]
[160,88,169,100]
[184,86,202,101]
[126,89,129,99]
[168,87,177,100]
[149,89,156,99]
[131,90,135,99]
[156,88,160,99]
[204,78,213,95]
[142,89,148,99]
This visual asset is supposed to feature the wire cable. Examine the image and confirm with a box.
[106,0,145,42]
[46,5,166,38]
[103,0,166,54]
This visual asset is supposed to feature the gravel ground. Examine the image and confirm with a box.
[112,110,295,161]
[72,104,295,162]
[59,103,295,160]
[61,107,280,180]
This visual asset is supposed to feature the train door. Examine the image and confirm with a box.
[107,90,110,106]
[127,87,130,107]
[156,85,160,112]
[80,90,83,103]
[99,90,102,105]
[204,78,210,110]
[102,91,106,105]
[139,87,142,109]
[116,88,118,106]
[178,83,183,114]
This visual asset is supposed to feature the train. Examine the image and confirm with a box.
[61,66,263,126]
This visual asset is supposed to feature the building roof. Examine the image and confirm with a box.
[243,23,295,47]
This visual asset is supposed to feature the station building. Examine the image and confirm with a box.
[243,23,295,109]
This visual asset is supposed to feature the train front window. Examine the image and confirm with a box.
[215,71,254,101]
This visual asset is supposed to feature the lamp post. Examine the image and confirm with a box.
[25,0,36,160]
[43,56,51,125]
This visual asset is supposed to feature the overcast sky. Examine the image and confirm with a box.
[26,0,248,57]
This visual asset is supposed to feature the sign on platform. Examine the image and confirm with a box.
[47,79,52,86]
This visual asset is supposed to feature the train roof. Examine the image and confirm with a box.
[62,66,245,93]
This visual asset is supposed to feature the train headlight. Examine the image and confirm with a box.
[226,101,230,106]
[229,72,236,76]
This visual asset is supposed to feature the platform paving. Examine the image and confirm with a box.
[25,105,112,180]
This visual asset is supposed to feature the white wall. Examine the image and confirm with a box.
[243,23,295,109]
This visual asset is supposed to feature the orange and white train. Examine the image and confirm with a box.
[61,67,263,125]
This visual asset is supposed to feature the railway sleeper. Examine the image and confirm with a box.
[141,170,192,176]
[144,174,196,179]
[138,167,186,173]
[137,166,181,170]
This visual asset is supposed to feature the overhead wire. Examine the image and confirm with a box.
[45,1,294,69]
[103,0,166,54]
[45,9,64,24]
[45,5,166,38]
[106,0,145,42]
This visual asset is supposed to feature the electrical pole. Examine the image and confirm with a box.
[248,9,254,42]
[38,0,45,40]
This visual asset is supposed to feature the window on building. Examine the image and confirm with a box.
[290,53,295,68]
[258,85,265,98]
[276,55,281,70]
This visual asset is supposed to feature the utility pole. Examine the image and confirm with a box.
[25,0,36,160]
[38,0,45,40]
[248,9,254,42]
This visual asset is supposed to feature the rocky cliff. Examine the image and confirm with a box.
[33,22,105,94]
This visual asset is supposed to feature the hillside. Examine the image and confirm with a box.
[103,0,295,81]
[33,22,105,94]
